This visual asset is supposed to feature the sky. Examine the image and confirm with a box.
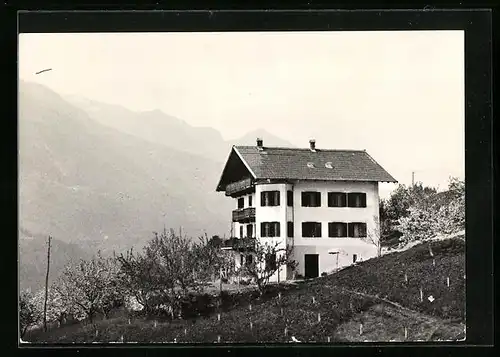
[18,31,465,197]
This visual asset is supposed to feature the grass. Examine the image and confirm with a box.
[24,236,465,343]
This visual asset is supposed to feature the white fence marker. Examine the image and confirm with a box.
[184,328,187,336]
[447,277,450,287]
[95,329,98,337]
[217,335,221,343]
[318,313,321,323]
[280,307,283,316]
[249,304,252,311]
[128,318,131,325]
[359,323,363,335]
[312,296,315,304]
[420,288,423,302]
[284,327,288,336]
[217,313,221,321]
[404,327,408,339]
[250,321,253,330]
[154,320,157,328]
[120,335,124,343]
[404,273,408,283]
[327,336,331,343]
[433,259,436,266]
[278,292,281,301]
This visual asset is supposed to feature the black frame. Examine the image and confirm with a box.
[261,190,280,206]
[328,192,347,207]
[328,222,348,238]
[9,6,493,349]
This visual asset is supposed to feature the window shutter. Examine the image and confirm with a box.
[275,191,280,206]
[276,222,280,237]
[287,222,294,238]
[342,193,347,207]
[327,193,332,207]
[261,192,266,206]
[361,223,367,237]
[261,222,266,237]
[240,226,243,238]
[361,193,367,207]
[287,191,293,206]
[249,195,253,207]
[316,222,322,237]
[328,222,333,237]
[316,192,321,207]
[347,223,354,237]
[301,192,307,206]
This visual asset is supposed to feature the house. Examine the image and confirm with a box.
[215,138,397,281]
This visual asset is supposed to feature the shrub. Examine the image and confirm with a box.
[321,272,328,277]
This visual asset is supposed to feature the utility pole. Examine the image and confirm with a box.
[43,236,52,332]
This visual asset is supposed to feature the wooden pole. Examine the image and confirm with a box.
[43,236,52,332]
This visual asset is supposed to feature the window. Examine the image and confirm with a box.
[248,195,253,207]
[328,222,348,238]
[301,191,321,207]
[353,254,358,263]
[260,222,281,237]
[348,222,367,238]
[347,193,367,208]
[302,222,322,237]
[246,224,253,238]
[238,197,244,209]
[287,222,294,238]
[261,191,280,206]
[328,192,347,207]
[239,225,244,238]
[287,190,294,207]
[266,253,277,271]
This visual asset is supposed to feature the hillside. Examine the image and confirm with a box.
[18,81,236,289]
[25,237,465,343]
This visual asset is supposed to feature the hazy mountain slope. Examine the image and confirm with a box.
[227,128,296,148]
[65,95,229,161]
[19,80,233,259]
[19,227,94,292]
[65,95,296,160]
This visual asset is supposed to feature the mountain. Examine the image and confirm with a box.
[19,80,234,259]
[64,95,229,162]
[65,95,296,160]
[227,128,296,148]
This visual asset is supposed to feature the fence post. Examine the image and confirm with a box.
[217,313,221,322]
[327,336,331,343]
[404,327,408,340]
[447,277,450,287]
[359,323,363,335]
[317,313,321,323]
[420,287,423,302]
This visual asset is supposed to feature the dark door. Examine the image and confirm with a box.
[304,254,319,279]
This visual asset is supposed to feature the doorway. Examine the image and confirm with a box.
[304,254,319,279]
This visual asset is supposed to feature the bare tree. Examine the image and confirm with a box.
[241,239,297,295]
[365,216,382,257]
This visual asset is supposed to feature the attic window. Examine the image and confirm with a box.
[307,162,315,168]
[325,162,333,169]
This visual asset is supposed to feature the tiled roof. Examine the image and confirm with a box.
[234,146,397,182]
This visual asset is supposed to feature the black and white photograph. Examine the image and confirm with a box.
[18,26,468,344]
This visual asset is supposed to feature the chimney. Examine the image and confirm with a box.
[309,139,316,151]
[256,138,263,149]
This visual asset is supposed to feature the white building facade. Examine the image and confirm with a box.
[216,138,397,282]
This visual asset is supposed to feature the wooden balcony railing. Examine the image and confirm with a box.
[232,207,256,223]
[225,178,254,197]
[222,237,256,251]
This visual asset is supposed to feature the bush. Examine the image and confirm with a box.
[321,272,328,277]
[19,290,41,338]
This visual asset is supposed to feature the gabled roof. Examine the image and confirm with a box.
[216,145,397,188]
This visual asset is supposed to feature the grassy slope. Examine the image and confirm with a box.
[25,237,465,343]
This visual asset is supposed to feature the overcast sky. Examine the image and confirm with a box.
[19,31,464,196]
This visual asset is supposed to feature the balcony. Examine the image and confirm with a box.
[232,207,256,223]
[225,178,254,197]
[222,237,256,252]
